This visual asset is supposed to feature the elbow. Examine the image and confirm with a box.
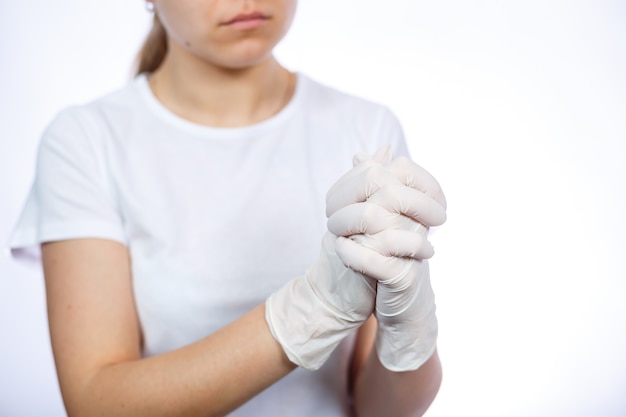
[57,365,128,417]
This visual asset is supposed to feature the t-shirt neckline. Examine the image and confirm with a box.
[135,71,304,138]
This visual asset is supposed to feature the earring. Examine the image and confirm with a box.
[145,1,155,12]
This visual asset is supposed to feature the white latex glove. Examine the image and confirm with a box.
[329,151,447,371]
[265,232,375,370]
[333,218,438,372]
[326,149,446,235]
[265,147,396,371]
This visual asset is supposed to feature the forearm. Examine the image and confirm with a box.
[353,348,442,417]
[62,304,295,417]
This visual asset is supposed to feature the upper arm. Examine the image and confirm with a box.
[42,238,141,408]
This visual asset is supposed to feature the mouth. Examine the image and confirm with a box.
[220,12,271,28]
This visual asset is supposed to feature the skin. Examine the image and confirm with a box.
[43,239,294,417]
[43,1,442,416]
[148,0,298,127]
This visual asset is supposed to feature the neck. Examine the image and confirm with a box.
[149,50,294,128]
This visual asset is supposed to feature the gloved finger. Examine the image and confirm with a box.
[350,228,435,260]
[327,202,405,236]
[326,162,401,217]
[368,184,447,227]
[387,156,447,210]
[335,236,414,284]
[353,145,393,166]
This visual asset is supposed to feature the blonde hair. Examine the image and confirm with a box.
[134,14,168,75]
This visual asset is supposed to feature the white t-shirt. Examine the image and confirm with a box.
[8,72,410,416]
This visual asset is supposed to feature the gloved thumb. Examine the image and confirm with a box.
[352,145,394,166]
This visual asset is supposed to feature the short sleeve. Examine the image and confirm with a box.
[7,107,126,262]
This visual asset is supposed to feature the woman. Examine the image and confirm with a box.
[9,1,446,416]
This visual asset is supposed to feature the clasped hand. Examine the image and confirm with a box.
[265,146,446,372]
[326,146,447,371]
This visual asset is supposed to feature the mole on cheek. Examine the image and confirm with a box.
[184,40,191,47]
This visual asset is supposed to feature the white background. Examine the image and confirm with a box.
[1,1,625,416]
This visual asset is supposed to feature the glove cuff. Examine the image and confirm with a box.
[375,309,438,372]
[266,270,371,370]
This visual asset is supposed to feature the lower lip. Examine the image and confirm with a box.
[226,18,268,30]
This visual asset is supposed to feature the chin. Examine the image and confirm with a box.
[209,37,281,70]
